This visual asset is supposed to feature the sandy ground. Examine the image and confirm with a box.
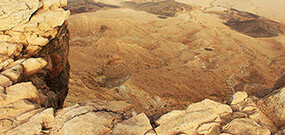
[64,0,285,117]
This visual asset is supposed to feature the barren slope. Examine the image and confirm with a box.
[65,0,285,117]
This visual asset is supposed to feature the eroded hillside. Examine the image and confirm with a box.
[65,0,285,117]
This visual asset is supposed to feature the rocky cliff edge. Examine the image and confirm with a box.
[0,0,284,135]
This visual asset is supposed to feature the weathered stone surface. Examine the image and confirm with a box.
[1,82,40,107]
[0,59,13,71]
[0,0,284,134]
[186,99,232,118]
[0,42,22,58]
[112,113,153,135]
[155,107,221,134]
[1,65,23,83]
[223,118,271,135]
[0,75,12,87]
[22,58,48,76]
[258,88,285,127]
[231,91,248,105]
[0,0,42,31]
[4,108,54,135]
[230,92,278,132]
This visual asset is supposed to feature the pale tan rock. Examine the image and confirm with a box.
[2,59,26,71]
[57,111,121,135]
[112,113,153,135]
[0,59,14,71]
[4,108,54,135]
[156,110,186,125]
[258,87,285,127]
[38,21,52,31]
[0,35,11,42]
[155,109,220,135]
[249,111,278,132]
[25,33,49,46]
[25,45,41,57]
[0,75,12,87]
[197,122,220,135]
[229,93,278,132]
[186,99,232,118]
[12,23,38,32]
[50,104,91,132]
[1,82,40,107]
[22,58,48,76]
[231,91,248,105]
[1,65,23,83]
[0,100,38,123]
[223,118,271,135]
[0,42,22,57]
[0,0,42,31]
[2,31,27,45]
[43,0,63,9]
[36,10,70,29]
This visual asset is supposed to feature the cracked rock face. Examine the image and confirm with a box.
[1,0,285,135]
[0,0,70,109]
[0,0,70,134]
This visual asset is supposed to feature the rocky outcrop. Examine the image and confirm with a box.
[2,89,284,134]
[1,0,285,135]
[0,0,70,134]
[0,0,70,109]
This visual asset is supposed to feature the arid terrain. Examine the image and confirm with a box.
[1,0,285,134]
[64,0,285,117]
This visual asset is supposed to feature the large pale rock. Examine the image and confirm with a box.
[22,58,48,76]
[50,101,134,135]
[155,109,221,135]
[4,108,54,135]
[186,99,232,118]
[223,118,271,135]
[1,82,40,106]
[258,88,285,127]
[57,111,121,135]
[112,113,153,135]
